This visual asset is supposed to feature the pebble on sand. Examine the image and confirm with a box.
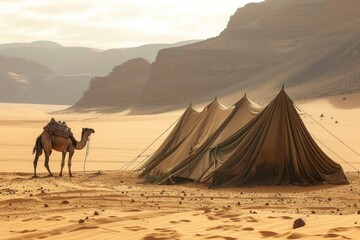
[293,218,306,229]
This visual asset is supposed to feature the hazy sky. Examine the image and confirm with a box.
[0,0,263,49]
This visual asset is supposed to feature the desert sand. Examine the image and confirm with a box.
[0,94,359,239]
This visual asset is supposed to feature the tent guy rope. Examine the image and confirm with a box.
[294,103,360,174]
[119,115,182,171]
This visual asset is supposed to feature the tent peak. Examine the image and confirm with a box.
[282,84,285,90]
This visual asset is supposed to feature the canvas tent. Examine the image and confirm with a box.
[139,105,206,177]
[206,88,349,186]
[165,94,262,182]
[140,98,234,177]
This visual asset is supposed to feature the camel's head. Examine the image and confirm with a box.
[82,128,95,137]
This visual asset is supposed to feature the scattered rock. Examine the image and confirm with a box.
[131,199,135,203]
[328,197,331,201]
[335,121,339,124]
[79,219,85,224]
[357,210,360,214]
[204,208,211,214]
[61,200,70,205]
[237,202,241,206]
[320,114,324,118]
[293,218,306,229]
[311,210,316,214]
[85,216,89,220]
[44,204,49,208]
[94,211,99,216]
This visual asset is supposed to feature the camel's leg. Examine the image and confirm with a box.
[68,150,74,177]
[33,152,40,178]
[59,152,66,177]
[44,150,53,177]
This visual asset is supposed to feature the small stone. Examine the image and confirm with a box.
[44,204,49,208]
[85,216,89,220]
[79,219,85,224]
[328,197,331,201]
[204,208,211,214]
[311,210,316,214]
[61,200,70,204]
[94,211,99,216]
[357,210,360,214]
[237,202,241,206]
[131,199,135,203]
[293,218,306,229]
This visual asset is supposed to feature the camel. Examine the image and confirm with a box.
[32,127,95,178]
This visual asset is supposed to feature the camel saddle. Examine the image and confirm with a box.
[43,118,77,146]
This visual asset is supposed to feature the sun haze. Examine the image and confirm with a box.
[0,0,264,49]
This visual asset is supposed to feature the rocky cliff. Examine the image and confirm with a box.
[73,58,150,110]
[73,0,360,112]
[143,0,360,106]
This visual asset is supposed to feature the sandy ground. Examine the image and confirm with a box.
[0,171,359,240]
[0,93,359,239]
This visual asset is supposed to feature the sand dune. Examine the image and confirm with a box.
[0,94,359,239]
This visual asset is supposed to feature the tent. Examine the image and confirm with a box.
[207,88,349,186]
[140,98,233,177]
[165,94,262,182]
[139,104,206,177]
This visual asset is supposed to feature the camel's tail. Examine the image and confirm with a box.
[32,136,43,156]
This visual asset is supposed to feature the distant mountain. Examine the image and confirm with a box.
[0,55,90,104]
[0,40,200,75]
[0,40,63,51]
[0,40,200,104]
[142,0,360,106]
[72,58,150,110]
[73,0,360,113]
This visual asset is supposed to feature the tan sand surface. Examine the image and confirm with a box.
[0,94,359,239]
[0,171,359,240]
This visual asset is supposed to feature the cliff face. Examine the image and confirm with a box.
[73,58,150,109]
[143,0,360,106]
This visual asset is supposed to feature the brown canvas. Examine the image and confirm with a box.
[208,89,348,186]
[139,105,205,177]
[166,95,262,182]
[140,99,233,177]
